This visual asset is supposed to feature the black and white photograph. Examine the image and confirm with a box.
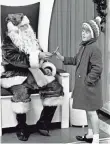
[0,0,110,143]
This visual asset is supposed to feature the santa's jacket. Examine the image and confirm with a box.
[2,36,31,77]
[2,35,44,88]
[1,36,64,113]
[39,78,64,106]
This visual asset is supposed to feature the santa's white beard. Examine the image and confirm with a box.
[8,25,39,54]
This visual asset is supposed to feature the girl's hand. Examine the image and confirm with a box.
[55,51,64,61]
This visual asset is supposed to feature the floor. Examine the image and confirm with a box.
[1,126,110,143]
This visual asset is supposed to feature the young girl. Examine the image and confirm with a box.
[55,16,103,144]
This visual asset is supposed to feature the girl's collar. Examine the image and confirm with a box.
[80,38,97,46]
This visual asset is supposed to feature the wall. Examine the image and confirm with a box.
[94,1,110,105]
[108,0,110,102]
[101,0,110,113]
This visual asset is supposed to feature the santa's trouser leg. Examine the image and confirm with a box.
[36,106,57,136]
[16,113,29,141]
[10,85,31,141]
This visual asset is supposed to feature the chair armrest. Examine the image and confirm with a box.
[56,69,70,128]
[56,72,69,94]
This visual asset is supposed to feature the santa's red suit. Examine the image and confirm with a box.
[1,13,64,141]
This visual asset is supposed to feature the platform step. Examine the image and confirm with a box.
[98,110,110,135]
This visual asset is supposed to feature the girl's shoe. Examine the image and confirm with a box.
[76,134,93,143]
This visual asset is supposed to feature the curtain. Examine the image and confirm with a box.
[49,0,94,92]
[107,0,110,102]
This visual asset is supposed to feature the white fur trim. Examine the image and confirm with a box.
[11,101,30,114]
[90,20,100,37]
[29,68,49,87]
[44,75,55,83]
[42,96,63,106]
[96,16,101,24]
[7,21,18,32]
[0,65,5,76]
[29,50,40,68]
[42,62,56,76]
[19,15,30,26]
[82,23,94,38]
[1,76,27,88]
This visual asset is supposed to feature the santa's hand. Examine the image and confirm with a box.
[39,52,53,60]
[55,51,64,61]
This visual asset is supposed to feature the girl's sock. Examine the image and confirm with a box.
[92,134,99,144]
[86,128,93,138]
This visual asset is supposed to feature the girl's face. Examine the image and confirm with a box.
[82,27,93,41]
[44,68,52,76]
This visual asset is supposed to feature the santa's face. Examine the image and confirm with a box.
[6,13,23,26]
[19,24,28,31]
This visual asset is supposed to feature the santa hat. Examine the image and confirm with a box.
[82,16,102,39]
[42,62,56,76]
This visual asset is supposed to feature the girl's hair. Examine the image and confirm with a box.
[82,24,91,32]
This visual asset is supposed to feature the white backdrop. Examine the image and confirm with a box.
[1,0,55,52]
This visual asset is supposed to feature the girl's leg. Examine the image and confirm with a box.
[86,111,93,138]
[87,111,99,143]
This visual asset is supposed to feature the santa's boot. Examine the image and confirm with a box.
[16,113,30,141]
[36,106,57,136]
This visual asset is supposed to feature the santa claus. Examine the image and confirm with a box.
[1,13,64,141]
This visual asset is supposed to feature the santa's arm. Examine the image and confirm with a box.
[2,42,29,68]
[29,50,41,68]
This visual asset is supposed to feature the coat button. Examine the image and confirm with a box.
[78,75,81,78]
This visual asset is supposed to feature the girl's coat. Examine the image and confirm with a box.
[64,40,103,111]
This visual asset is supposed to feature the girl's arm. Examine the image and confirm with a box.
[85,47,102,86]
[63,55,77,65]
[56,51,77,65]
